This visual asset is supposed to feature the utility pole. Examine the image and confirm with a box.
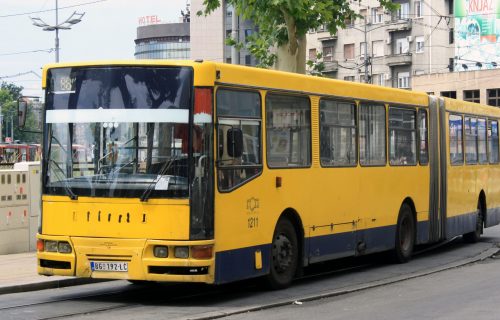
[230,6,240,65]
[0,104,3,143]
[364,22,369,83]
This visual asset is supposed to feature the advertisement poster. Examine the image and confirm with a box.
[454,0,500,71]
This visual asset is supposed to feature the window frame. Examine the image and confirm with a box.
[265,92,312,169]
[488,119,500,164]
[389,106,418,167]
[215,87,263,192]
[359,102,387,167]
[418,108,429,165]
[449,113,464,166]
[319,97,358,168]
[464,116,478,165]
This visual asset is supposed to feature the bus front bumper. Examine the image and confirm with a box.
[37,234,215,284]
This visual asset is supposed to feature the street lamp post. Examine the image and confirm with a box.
[30,0,85,62]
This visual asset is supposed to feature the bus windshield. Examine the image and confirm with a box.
[43,66,194,199]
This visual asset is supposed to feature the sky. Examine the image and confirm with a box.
[0,0,187,98]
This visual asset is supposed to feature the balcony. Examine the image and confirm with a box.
[322,60,339,73]
[386,53,412,66]
[317,32,337,41]
[386,19,412,32]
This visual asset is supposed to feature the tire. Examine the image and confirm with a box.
[393,203,416,263]
[463,201,483,243]
[265,218,299,290]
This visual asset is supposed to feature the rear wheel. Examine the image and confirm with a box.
[393,203,416,263]
[463,201,483,243]
[265,218,298,290]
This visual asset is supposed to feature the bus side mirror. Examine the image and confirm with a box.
[17,99,28,129]
[227,128,243,158]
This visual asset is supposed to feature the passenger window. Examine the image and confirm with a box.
[266,94,311,168]
[478,118,487,164]
[449,114,463,165]
[319,99,357,167]
[216,89,262,191]
[488,120,499,164]
[418,109,429,165]
[389,107,417,166]
[465,116,478,164]
[359,103,386,166]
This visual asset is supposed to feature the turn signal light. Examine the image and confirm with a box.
[37,239,44,252]
[191,245,213,259]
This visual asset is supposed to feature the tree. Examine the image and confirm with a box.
[199,0,397,74]
[0,81,40,143]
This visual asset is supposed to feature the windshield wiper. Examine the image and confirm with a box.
[48,158,78,200]
[140,156,178,202]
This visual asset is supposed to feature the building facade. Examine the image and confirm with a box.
[190,0,257,65]
[307,0,455,89]
[135,22,190,59]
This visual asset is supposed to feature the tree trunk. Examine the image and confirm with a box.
[274,34,307,74]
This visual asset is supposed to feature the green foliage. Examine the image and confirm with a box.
[306,52,325,76]
[0,81,41,144]
[200,0,397,71]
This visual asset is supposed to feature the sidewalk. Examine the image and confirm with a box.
[0,252,104,295]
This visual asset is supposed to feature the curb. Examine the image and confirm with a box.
[0,278,111,295]
[189,245,500,320]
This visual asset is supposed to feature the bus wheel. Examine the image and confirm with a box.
[463,202,483,243]
[266,218,298,289]
[393,203,415,263]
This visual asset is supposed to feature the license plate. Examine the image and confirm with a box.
[90,261,128,272]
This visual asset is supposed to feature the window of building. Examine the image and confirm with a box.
[449,28,454,44]
[344,43,355,60]
[319,99,357,167]
[244,29,253,42]
[487,88,500,106]
[416,36,424,53]
[372,40,384,57]
[441,91,457,99]
[415,1,423,18]
[478,118,487,164]
[360,9,367,22]
[266,94,311,168]
[309,48,317,61]
[372,74,385,86]
[323,45,334,62]
[396,38,410,54]
[418,109,429,165]
[463,90,480,103]
[449,114,463,165]
[488,120,499,163]
[398,72,410,89]
[464,116,478,164]
[398,2,410,19]
[389,108,417,166]
[245,55,252,65]
[216,89,262,191]
[449,0,454,14]
[360,42,366,58]
[344,76,356,82]
[371,7,384,24]
[359,103,386,166]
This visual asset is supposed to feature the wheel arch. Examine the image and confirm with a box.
[277,208,306,269]
[479,190,487,224]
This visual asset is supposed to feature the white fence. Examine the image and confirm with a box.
[0,162,40,254]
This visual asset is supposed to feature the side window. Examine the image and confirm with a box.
[359,103,386,166]
[389,107,417,166]
[418,109,429,165]
[478,118,487,164]
[449,114,463,165]
[319,99,357,167]
[488,120,499,164]
[465,116,478,164]
[216,89,262,191]
[266,94,311,168]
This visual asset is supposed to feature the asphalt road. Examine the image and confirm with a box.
[0,226,499,320]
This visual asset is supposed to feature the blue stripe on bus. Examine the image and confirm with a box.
[446,211,477,239]
[214,244,271,284]
[486,207,500,228]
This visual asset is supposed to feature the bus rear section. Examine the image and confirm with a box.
[37,63,216,283]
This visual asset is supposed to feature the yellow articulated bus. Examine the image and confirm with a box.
[35,60,500,289]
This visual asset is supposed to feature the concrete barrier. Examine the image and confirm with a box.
[0,162,40,254]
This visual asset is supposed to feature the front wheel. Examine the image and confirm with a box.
[265,218,298,290]
[393,203,416,263]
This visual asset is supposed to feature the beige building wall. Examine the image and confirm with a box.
[190,0,225,62]
[412,69,500,105]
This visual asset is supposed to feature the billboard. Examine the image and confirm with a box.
[454,0,500,71]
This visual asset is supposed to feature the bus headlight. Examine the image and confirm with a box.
[153,246,168,258]
[45,240,58,252]
[174,246,189,259]
[58,241,72,253]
